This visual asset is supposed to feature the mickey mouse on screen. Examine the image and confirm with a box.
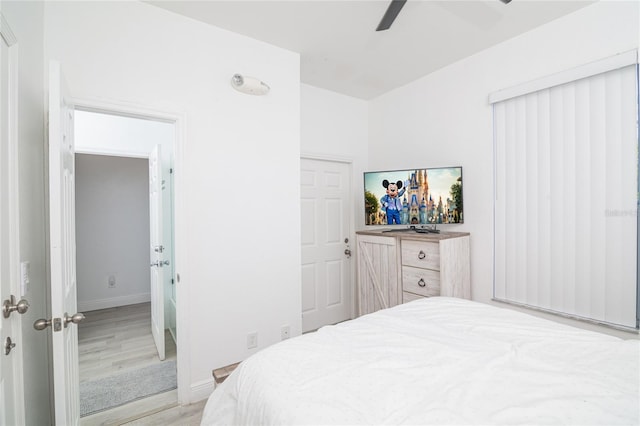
[380,180,405,225]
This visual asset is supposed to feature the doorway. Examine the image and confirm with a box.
[300,157,353,333]
[74,110,177,417]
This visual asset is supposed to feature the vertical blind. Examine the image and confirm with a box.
[491,52,639,329]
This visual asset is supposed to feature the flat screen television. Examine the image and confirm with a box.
[364,167,463,226]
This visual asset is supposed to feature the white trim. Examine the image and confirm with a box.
[71,97,190,405]
[489,49,639,104]
[77,293,151,312]
[189,378,215,403]
[301,151,354,164]
[74,99,176,124]
[75,147,149,159]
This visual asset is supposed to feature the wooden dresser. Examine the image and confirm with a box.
[356,230,470,316]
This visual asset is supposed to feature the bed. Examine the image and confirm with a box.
[201,297,639,425]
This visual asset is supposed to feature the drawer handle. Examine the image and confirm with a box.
[418,250,426,260]
[418,278,426,287]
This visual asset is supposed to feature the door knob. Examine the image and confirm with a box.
[344,248,352,258]
[64,312,85,328]
[33,318,52,331]
[2,295,29,318]
[34,314,82,332]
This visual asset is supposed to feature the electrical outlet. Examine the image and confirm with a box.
[281,325,290,340]
[108,275,116,288]
[247,332,258,349]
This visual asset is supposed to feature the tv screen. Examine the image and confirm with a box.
[364,167,463,226]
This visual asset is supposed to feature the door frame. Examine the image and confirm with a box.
[300,153,356,320]
[70,97,189,404]
[0,9,26,424]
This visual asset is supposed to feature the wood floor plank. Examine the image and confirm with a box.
[80,390,179,426]
[121,399,207,426]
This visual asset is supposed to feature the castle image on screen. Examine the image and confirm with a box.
[364,167,463,226]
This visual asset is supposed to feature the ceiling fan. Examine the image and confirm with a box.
[376,0,513,31]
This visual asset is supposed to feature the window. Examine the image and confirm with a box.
[491,51,639,330]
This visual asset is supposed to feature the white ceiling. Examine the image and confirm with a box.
[147,0,594,100]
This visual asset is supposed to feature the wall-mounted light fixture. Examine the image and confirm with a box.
[230,74,270,96]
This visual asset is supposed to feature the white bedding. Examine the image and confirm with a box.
[201,297,639,425]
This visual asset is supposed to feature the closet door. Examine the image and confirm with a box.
[301,158,352,332]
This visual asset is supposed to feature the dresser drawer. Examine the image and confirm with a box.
[401,240,440,270]
[402,266,440,297]
[402,291,425,303]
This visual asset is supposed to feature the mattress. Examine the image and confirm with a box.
[201,297,640,425]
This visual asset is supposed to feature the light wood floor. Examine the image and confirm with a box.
[78,302,176,383]
[79,303,205,425]
[80,390,207,426]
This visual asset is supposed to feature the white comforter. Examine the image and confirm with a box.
[201,297,639,425]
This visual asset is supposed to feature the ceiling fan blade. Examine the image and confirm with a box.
[376,0,408,32]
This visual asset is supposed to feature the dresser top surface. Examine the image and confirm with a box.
[356,229,469,241]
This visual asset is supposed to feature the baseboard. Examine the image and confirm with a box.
[189,378,215,403]
[78,293,151,312]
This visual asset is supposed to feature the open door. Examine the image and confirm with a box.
[0,13,25,426]
[149,145,165,361]
[48,61,83,425]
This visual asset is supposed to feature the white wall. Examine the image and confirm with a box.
[75,154,151,311]
[2,2,51,425]
[44,0,300,401]
[301,83,369,226]
[369,1,639,337]
[300,84,369,318]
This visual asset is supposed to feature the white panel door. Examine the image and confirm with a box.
[49,60,82,426]
[301,158,352,333]
[149,145,165,360]
[0,12,24,426]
